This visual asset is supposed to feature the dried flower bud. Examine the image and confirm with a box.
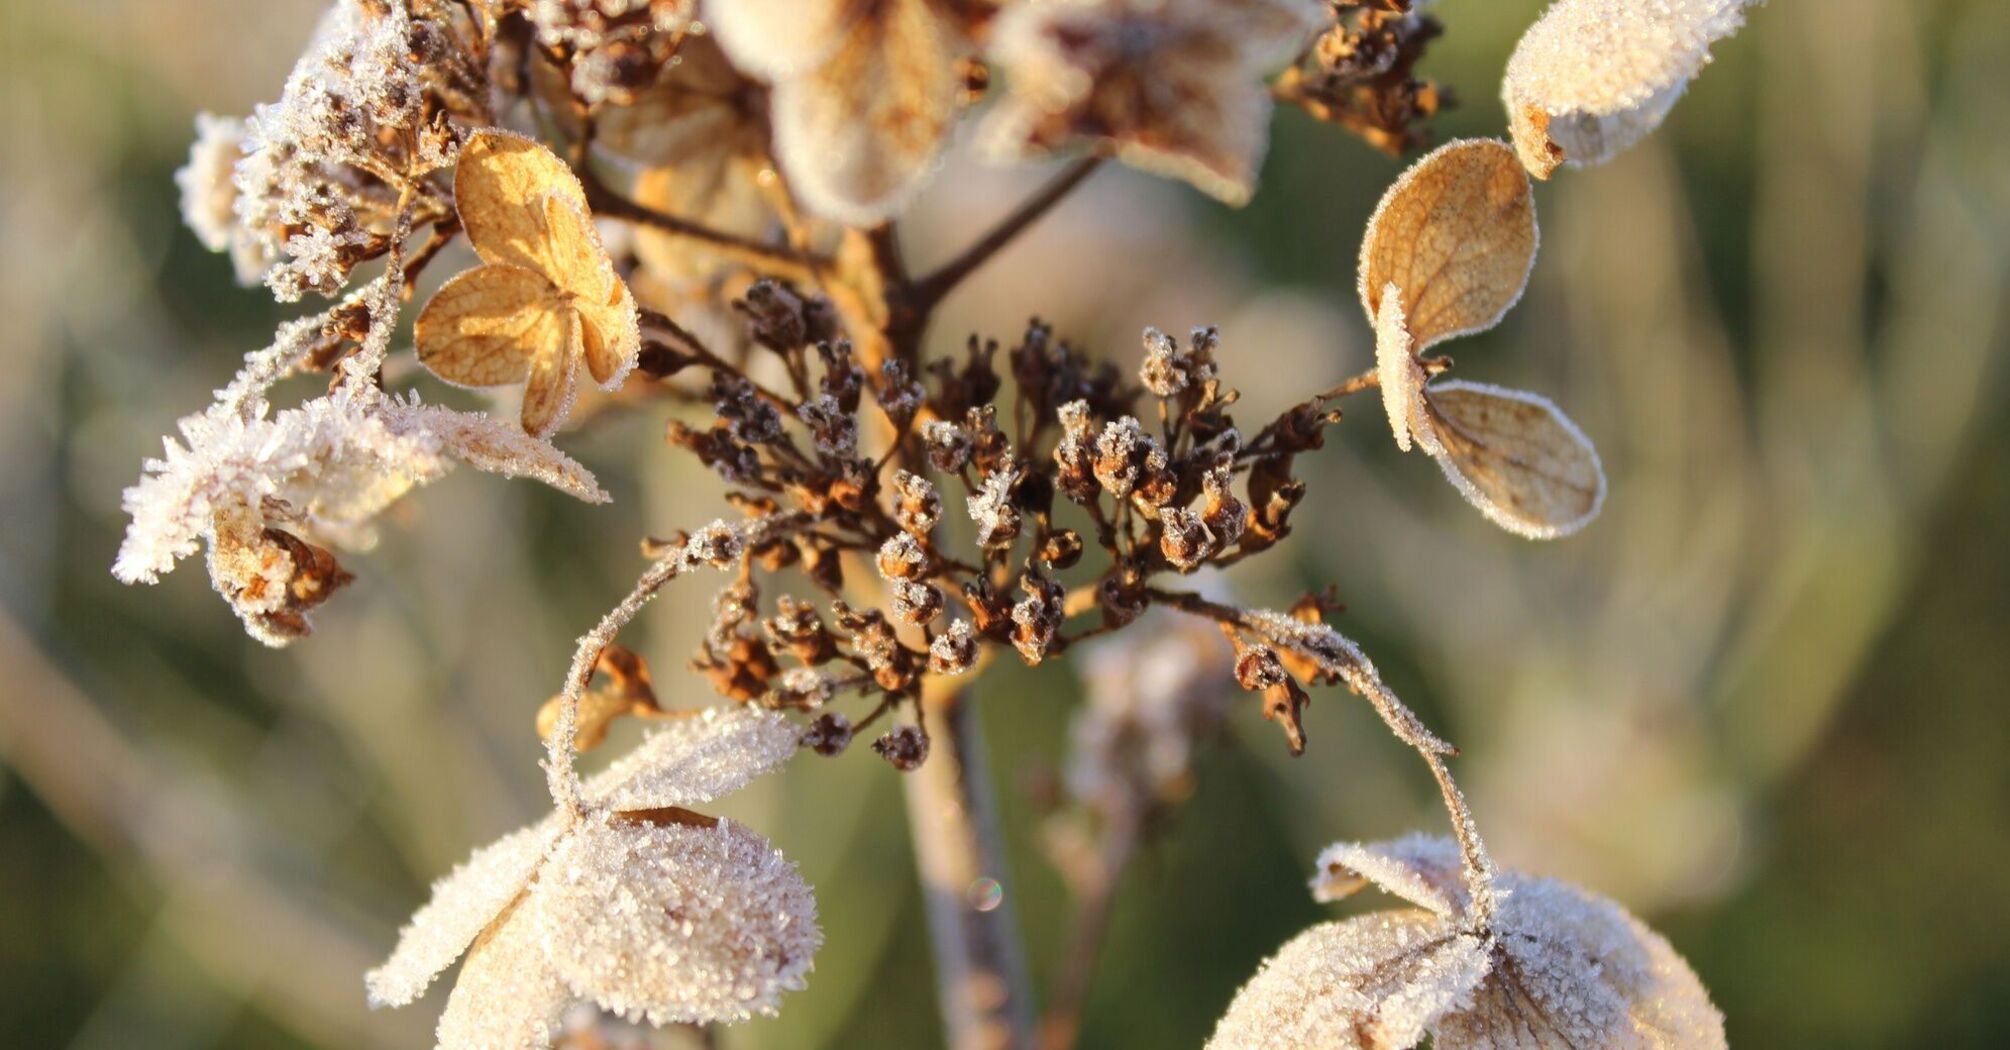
[877,360,924,428]
[891,470,943,534]
[965,405,1013,476]
[873,725,931,771]
[1201,468,1248,549]
[1098,574,1146,631]
[1160,507,1217,572]
[929,619,979,676]
[770,667,836,710]
[1234,646,1289,691]
[737,279,810,352]
[1012,570,1066,665]
[923,419,973,473]
[798,395,859,459]
[967,466,1024,549]
[802,712,854,756]
[891,580,945,626]
[764,597,838,665]
[1139,326,1188,397]
[876,533,928,581]
[1038,528,1084,570]
[817,339,866,414]
[685,522,744,568]
[1053,400,1099,504]
[960,579,1014,639]
[1093,417,1155,499]
[1133,445,1178,510]
[714,376,785,445]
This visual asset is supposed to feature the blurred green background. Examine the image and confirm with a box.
[3,0,2008,1047]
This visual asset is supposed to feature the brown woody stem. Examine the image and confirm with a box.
[910,158,1103,311]
[583,176,829,284]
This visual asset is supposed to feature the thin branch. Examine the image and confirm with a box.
[911,158,1103,310]
[582,175,830,284]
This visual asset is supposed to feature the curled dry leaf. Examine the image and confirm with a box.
[981,0,1321,205]
[416,130,639,437]
[1503,0,1758,178]
[367,707,819,1046]
[1357,139,1605,539]
[1210,836,1727,1050]
[711,0,968,225]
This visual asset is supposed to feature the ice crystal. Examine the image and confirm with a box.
[1209,836,1726,1050]
[967,465,1024,549]
[1503,0,1760,178]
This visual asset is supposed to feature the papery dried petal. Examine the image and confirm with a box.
[527,815,822,1024]
[1359,139,1537,351]
[366,815,564,1007]
[1423,380,1606,540]
[434,895,576,1050]
[1208,911,1491,1050]
[765,0,966,223]
[1372,286,1429,453]
[415,265,555,386]
[1311,833,1469,917]
[521,308,583,438]
[583,706,801,813]
[454,130,591,277]
[1503,0,1756,178]
[1432,874,1726,1049]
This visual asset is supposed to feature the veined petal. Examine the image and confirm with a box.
[527,815,822,1025]
[366,814,563,1008]
[583,706,801,813]
[538,194,638,389]
[415,265,558,388]
[434,895,575,1050]
[769,0,965,225]
[1503,0,1756,178]
[1358,140,1538,351]
[1422,380,1606,540]
[455,130,591,278]
[1208,911,1492,1050]
[520,308,581,438]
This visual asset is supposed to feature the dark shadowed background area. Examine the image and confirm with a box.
[2,1,2007,1047]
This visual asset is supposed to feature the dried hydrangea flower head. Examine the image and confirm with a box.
[1209,835,1726,1050]
[416,131,641,437]
[1503,0,1760,178]
[1358,138,1605,539]
[981,0,1322,204]
[367,706,820,1048]
[709,0,974,224]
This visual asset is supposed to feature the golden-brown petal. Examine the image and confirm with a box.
[434,897,575,1050]
[455,130,591,277]
[576,280,639,389]
[769,0,964,225]
[595,37,763,168]
[1373,284,1431,454]
[520,307,581,438]
[540,192,617,303]
[1358,139,1538,351]
[1422,380,1606,540]
[415,265,560,389]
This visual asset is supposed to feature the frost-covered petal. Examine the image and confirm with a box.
[453,130,591,278]
[520,308,581,438]
[1421,380,1606,540]
[574,278,640,390]
[414,265,554,387]
[527,815,822,1024]
[378,397,610,503]
[367,814,564,1008]
[1358,139,1537,351]
[1208,911,1491,1050]
[1372,286,1429,454]
[434,895,575,1050]
[1312,834,1470,917]
[584,706,801,813]
[1503,0,1757,178]
[1432,874,1726,1049]
[767,0,965,224]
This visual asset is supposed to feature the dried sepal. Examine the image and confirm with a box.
[366,815,565,1008]
[714,0,967,224]
[1503,0,1757,178]
[981,0,1320,205]
[1212,837,1727,1050]
[416,131,639,436]
[1358,139,1537,352]
[1422,380,1607,540]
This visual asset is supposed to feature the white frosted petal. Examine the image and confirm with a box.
[434,897,575,1050]
[583,706,801,813]
[1503,0,1758,177]
[1373,286,1429,454]
[368,814,563,1007]
[529,815,822,1024]
[1311,834,1469,916]
[1208,911,1491,1050]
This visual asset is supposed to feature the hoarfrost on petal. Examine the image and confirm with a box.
[1422,380,1606,540]
[1432,874,1726,1049]
[433,894,575,1050]
[1372,286,1430,454]
[367,814,564,1008]
[528,815,822,1025]
[1503,0,1758,178]
[382,397,610,503]
[1208,911,1491,1050]
[583,706,801,812]
[1312,834,1470,916]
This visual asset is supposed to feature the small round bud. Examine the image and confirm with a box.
[803,712,854,756]
[874,725,930,771]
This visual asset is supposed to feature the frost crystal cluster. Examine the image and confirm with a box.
[126,0,1762,1045]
